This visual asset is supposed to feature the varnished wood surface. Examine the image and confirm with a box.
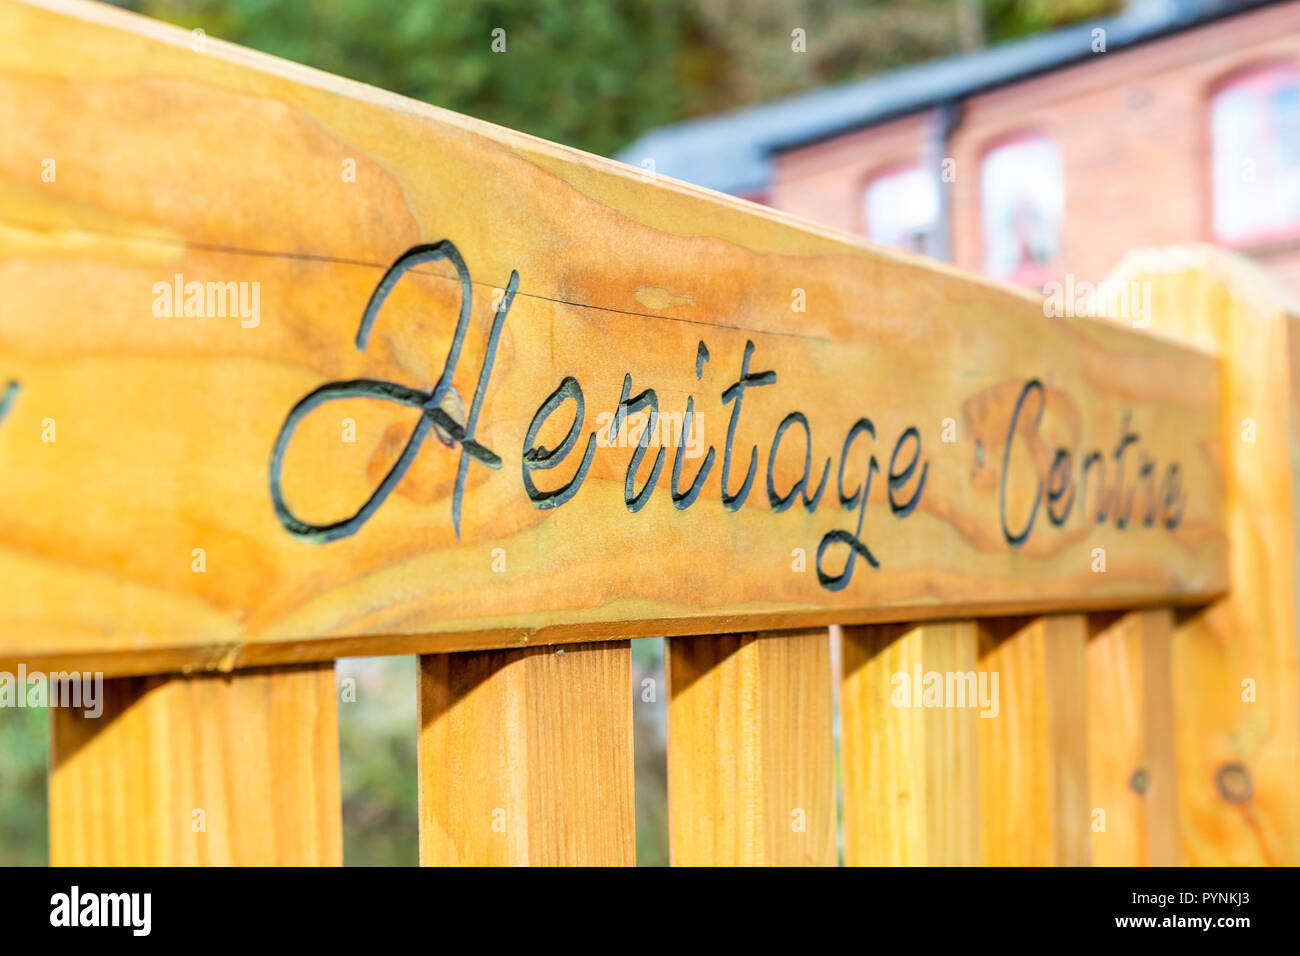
[49,663,341,865]
[1106,247,1300,865]
[666,630,836,865]
[1086,608,1179,865]
[0,0,1225,676]
[841,621,980,865]
[977,615,1090,866]
[417,642,635,865]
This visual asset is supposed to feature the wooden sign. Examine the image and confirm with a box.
[0,0,1226,675]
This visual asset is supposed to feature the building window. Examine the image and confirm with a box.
[863,164,939,255]
[980,134,1064,284]
[1211,65,1300,245]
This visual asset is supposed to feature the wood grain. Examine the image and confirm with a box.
[417,641,635,865]
[1106,248,1300,865]
[977,615,1089,866]
[665,629,836,865]
[1086,608,1179,865]
[0,0,1225,677]
[841,621,980,865]
[49,662,341,865]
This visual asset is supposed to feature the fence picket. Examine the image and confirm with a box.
[49,663,341,865]
[841,621,980,865]
[1086,608,1179,865]
[977,616,1089,866]
[666,630,836,865]
[417,642,635,865]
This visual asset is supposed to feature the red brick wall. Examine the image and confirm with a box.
[771,3,1300,292]
[771,113,931,236]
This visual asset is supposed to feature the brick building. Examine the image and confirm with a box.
[617,0,1300,293]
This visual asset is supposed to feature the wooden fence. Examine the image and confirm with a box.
[2,0,1298,865]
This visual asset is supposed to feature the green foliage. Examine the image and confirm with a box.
[983,0,1123,44]
[134,0,1121,156]
[0,705,48,866]
[138,0,697,157]
[632,637,668,866]
[337,656,419,866]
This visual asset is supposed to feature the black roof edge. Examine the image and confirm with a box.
[768,0,1289,156]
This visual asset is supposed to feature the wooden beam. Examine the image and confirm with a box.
[977,615,1089,866]
[0,0,1225,677]
[665,629,836,865]
[1086,608,1179,865]
[49,663,341,865]
[417,641,635,865]
[841,621,980,865]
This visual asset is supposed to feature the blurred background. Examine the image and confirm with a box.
[4,0,1296,864]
